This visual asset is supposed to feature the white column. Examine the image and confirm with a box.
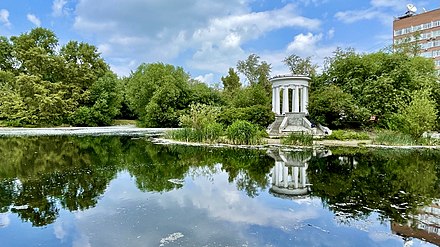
[294,85,300,113]
[275,87,280,115]
[291,86,295,113]
[272,87,276,113]
[282,87,289,114]
[283,165,288,187]
[271,167,275,184]
[293,166,299,188]
[301,166,307,187]
[301,86,306,113]
[303,86,309,114]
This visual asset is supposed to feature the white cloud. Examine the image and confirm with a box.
[370,0,406,10]
[262,32,337,76]
[0,213,10,228]
[27,14,41,27]
[335,8,389,24]
[72,0,321,76]
[327,28,335,39]
[0,9,11,27]
[297,0,329,6]
[52,0,68,17]
[194,73,214,84]
[287,32,323,53]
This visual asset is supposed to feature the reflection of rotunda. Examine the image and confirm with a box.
[268,149,331,199]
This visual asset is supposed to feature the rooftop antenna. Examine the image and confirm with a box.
[406,4,417,15]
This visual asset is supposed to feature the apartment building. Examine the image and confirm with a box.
[393,7,440,75]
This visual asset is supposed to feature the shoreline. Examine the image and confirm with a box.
[0,126,439,150]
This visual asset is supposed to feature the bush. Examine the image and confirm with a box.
[282,132,313,146]
[219,105,274,129]
[179,103,220,130]
[226,120,264,145]
[308,85,370,129]
[400,90,437,138]
[326,130,370,140]
[203,122,223,143]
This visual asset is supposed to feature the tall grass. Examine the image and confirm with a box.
[226,120,264,145]
[281,132,313,146]
[373,130,416,146]
[326,130,370,140]
[166,123,223,143]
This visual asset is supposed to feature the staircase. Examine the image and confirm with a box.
[268,116,284,136]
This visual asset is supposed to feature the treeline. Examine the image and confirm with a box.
[1,28,439,137]
[0,28,274,128]
[0,28,121,126]
[309,48,439,137]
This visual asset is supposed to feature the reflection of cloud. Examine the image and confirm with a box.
[73,234,91,247]
[161,169,320,227]
[369,231,397,242]
[54,220,67,239]
[0,213,10,228]
[70,171,321,246]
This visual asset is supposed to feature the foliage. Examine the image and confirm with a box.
[312,48,438,127]
[281,132,314,146]
[373,130,417,146]
[70,72,122,126]
[187,79,224,106]
[283,54,317,76]
[225,120,264,145]
[219,105,274,129]
[326,130,370,141]
[0,28,119,126]
[399,90,437,138]
[167,123,223,144]
[179,103,221,130]
[126,63,192,127]
[221,67,241,93]
[236,54,271,94]
[308,85,369,129]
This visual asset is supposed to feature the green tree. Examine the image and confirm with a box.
[283,54,317,76]
[126,63,191,127]
[70,72,122,126]
[313,48,437,127]
[308,85,369,128]
[221,67,241,93]
[236,54,271,93]
[0,36,13,71]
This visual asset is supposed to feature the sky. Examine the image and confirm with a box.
[0,0,438,84]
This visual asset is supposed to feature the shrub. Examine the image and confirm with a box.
[400,90,437,138]
[179,103,220,130]
[282,132,313,146]
[219,105,274,129]
[203,122,224,143]
[226,120,263,145]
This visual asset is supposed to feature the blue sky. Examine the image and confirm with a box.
[0,0,438,84]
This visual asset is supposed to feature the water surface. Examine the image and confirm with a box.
[0,136,439,246]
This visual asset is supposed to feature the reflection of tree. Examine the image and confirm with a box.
[0,136,276,226]
[123,142,273,196]
[0,136,122,226]
[308,149,440,223]
[220,149,273,197]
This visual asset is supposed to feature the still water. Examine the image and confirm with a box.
[0,136,440,246]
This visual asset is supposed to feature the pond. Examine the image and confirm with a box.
[0,135,440,247]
